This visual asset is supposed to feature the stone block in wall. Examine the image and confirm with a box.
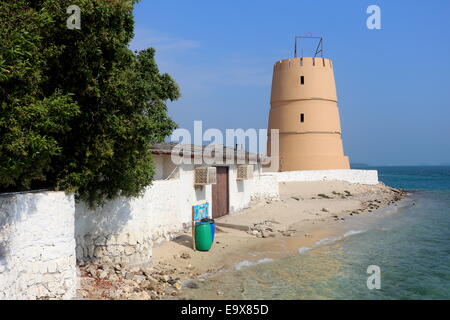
[0,191,77,300]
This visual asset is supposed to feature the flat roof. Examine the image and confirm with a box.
[151,142,267,164]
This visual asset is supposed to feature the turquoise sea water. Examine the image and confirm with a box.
[182,166,450,300]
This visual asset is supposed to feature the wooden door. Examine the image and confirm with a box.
[212,166,229,219]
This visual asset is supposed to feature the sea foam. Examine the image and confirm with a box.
[234,258,274,271]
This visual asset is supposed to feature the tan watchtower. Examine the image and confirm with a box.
[267,37,350,171]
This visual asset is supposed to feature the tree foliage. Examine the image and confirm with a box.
[0,0,180,206]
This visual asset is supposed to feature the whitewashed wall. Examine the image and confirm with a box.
[0,192,77,300]
[273,169,379,185]
[250,173,280,201]
[75,166,212,266]
[76,179,180,266]
[228,165,251,213]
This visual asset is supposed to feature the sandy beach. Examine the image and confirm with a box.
[77,181,406,300]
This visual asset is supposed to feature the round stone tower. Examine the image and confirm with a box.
[267,41,350,171]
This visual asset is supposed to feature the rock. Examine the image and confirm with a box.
[109,290,124,300]
[148,291,159,300]
[109,273,119,282]
[180,252,191,259]
[144,274,159,283]
[130,267,141,274]
[162,275,170,282]
[77,289,89,298]
[128,291,151,300]
[216,291,224,296]
[184,281,199,289]
[140,280,157,291]
[124,272,134,280]
[86,265,98,277]
[134,275,146,284]
[141,267,154,276]
[282,230,296,237]
[291,197,300,201]
[98,271,108,279]
[321,208,329,212]
[251,230,259,235]
[173,282,182,290]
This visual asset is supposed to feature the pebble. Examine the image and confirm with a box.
[180,252,191,259]
[162,275,170,282]
[173,282,182,290]
[124,272,134,280]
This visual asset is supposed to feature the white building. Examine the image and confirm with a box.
[74,143,279,266]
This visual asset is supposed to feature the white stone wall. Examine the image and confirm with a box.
[272,169,379,185]
[250,173,280,201]
[75,167,212,266]
[0,192,77,300]
[76,179,181,266]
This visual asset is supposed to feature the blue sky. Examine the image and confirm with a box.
[130,0,450,166]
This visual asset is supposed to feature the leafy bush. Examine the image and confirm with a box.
[0,0,180,207]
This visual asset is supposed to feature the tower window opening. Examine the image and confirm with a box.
[300,76,304,85]
[300,113,305,123]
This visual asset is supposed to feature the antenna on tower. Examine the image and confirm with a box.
[294,36,323,58]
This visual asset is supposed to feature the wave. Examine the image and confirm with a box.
[298,229,369,256]
[315,237,339,246]
[343,229,367,238]
[234,258,274,271]
[298,247,311,254]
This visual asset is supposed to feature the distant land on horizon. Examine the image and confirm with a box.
[351,163,450,168]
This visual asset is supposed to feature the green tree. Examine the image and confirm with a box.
[0,0,180,206]
[0,1,80,191]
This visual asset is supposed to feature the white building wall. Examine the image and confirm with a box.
[0,192,77,300]
[272,169,379,185]
[250,173,280,201]
[229,165,258,213]
[75,163,213,266]
[74,161,281,266]
[153,154,164,180]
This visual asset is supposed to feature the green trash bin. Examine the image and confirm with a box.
[195,221,213,251]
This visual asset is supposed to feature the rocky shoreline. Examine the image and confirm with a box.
[77,257,202,300]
